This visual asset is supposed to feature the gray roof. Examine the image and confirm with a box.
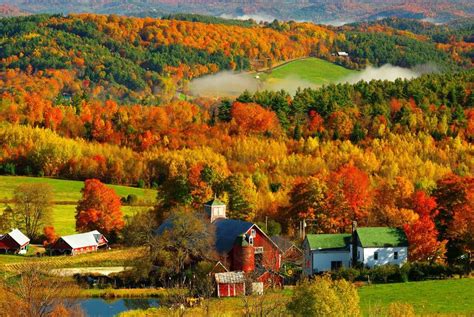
[214,219,254,253]
[271,235,299,253]
[7,229,30,246]
[60,230,102,249]
[215,271,245,284]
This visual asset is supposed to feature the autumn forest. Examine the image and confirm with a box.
[0,13,473,265]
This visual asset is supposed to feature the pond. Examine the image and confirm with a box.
[77,298,159,317]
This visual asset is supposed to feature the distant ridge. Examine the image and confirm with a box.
[2,0,473,23]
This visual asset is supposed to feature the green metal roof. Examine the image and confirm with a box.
[306,233,351,250]
[204,198,225,206]
[356,227,408,247]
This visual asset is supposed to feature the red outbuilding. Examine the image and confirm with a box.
[0,229,30,254]
[48,230,108,255]
[215,271,246,297]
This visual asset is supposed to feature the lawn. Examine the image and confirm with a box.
[0,176,156,235]
[359,279,474,315]
[259,57,356,86]
[0,176,155,202]
[52,205,148,236]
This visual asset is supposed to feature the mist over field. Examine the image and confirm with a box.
[219,13,276,22]
[189,64,437,97]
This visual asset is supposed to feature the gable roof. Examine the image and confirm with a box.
[306,233,351,250]
[60,230,103,249]
[214,218,254,253]
[356,227,408,248]
[271,235,300,253]
[215,271,245,284]
[7,229,30,247]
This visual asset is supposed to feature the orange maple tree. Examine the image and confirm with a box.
[75,179,124,236]
[404,190,446,263]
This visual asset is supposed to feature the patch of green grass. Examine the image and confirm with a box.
[259,57,356,86]
[359,279,474,315]
[0,176,155,202]
[0,176,156,235]
[52,205,147,236]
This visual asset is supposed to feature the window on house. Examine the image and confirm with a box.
[374,252,379,260]
[357,251,361,259]
[250,229,256,238]
[331,261,343,270]
[394,251,398,260]
[249,236,254,246]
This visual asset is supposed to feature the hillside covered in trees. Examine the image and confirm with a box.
[0,14,473,263]
[1,15,472,103]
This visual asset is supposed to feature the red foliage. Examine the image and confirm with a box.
[307,110,325,133]
[412,190,437,217]
[231,102,280,134]
[43,226,57,246]
[404,215,446,263]
[327,164,372,228]
[75,179,124,236]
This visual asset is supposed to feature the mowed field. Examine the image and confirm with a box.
[0,176,156,236]
[359,279,474,315]
[259,57,357,86]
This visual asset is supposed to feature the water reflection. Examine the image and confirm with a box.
[78,298,159,317]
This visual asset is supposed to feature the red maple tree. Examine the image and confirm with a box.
[75,179,124,236]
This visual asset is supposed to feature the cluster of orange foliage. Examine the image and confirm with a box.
[76,179,124,236]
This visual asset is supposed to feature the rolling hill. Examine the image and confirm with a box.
[2,0,473,23]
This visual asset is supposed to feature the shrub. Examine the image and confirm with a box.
[331,267,360,282]
[127,194,138,205]
[387,302,415,317]
[287,275,360,317]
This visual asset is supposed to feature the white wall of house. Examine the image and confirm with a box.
[311,250,351,273]
[356,246,407,268]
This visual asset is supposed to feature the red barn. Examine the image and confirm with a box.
[156,199,283,295]
[209,199,283,288]
[215,271,246,297]
[0,229,30,254]
[48,230,108,255]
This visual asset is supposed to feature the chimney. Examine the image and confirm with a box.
[351,220,358,267]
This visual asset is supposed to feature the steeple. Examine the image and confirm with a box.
[204,197,226,223]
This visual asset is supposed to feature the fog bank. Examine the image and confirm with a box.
[189,64,436,97]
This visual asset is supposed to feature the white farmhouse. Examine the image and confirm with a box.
[352,227,408,268]
[303,227,408,276]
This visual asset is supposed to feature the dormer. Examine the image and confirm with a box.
[204,198,226,223]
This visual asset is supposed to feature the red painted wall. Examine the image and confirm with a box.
[228,225,281,273]
[249,226,281,271]
[218,283,245,297]
[0,235,19,250]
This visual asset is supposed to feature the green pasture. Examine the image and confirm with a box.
[359,278,474,315]
[259,57,356,86]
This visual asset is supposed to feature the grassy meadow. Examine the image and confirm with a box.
[359,278,474,315]
[0,176,156,235]
[259,57,356,86]
[119,278,474,316]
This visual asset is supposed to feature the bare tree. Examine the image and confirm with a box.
[13,183,53,240]
[0,264,83,317]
